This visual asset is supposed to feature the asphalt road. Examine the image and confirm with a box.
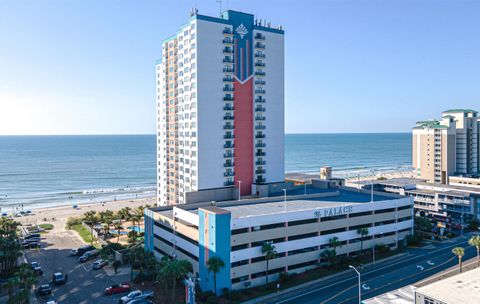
[269,235,476,304]
[24,222,132,304]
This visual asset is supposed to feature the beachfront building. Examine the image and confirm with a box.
[144,187,413,294]
[155,9,285,206]
[412,109,480,184]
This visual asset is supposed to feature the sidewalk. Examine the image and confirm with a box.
[241,252,409,304]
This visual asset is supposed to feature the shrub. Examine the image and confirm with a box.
[206,295,219,304]
[228,290,243,301]
[406,234,422,246]
[375,243,390,254]
[197,291,215,302]
[467,219,479,231]
[66,217,82,230]
[278,271,289,283]
[221,287,230,297]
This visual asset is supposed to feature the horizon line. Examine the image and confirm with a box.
[0,131,411,136]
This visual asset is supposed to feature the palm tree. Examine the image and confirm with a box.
[261,242,277,286]
[207,256,225,294]
[130,210,143,245]
[357,227,369,255]
[320,249,337,268]
[469,235,480,267]
[83,211,98,245]
[162,259,192,304]
[15,263,38,296]
[329,237,342,255]
[114,223,124,243]
[452,247,465,273]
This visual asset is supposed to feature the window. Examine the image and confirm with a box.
[231,244,248,251]
[349,211,372,218]
[321,214,347,221]
[375,208,395,214]
[289,232,317,241]
[288,218,317,226]
[320,227,347,235]
[231,259,249,268]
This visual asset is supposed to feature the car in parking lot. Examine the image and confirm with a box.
[79,249,99,262]
[128,299,153,304]
[71,245,95,257]
[23,241,41,249]
[31,262,43,275]
[38,284,52,296]
[119,290,154,304]
[105,283,131,296]
[25,233,41,239]
[92,259,108,269]
[52,272,67,285]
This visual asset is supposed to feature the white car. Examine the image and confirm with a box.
[119,290,154,304]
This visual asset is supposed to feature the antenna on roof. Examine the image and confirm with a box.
[216,0,223,16]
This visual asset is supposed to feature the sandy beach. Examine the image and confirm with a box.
[15,196,156,227]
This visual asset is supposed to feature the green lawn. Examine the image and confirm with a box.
[71,224,95,245]
[39,223,54,230]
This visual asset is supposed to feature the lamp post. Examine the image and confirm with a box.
[283,189,287,215]
[349,265,361,304]
[238,181,242,201]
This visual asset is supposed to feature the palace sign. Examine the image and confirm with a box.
[314,206,353,218]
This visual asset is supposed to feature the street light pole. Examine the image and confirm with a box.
[349,265,361,304]
[238,181,242,201]
[304,181,307,196]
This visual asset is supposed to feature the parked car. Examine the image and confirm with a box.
[25,233,41,239]
[92,259,108,269]
[30,262,43,275]
[119,290,154,304]
[105,283,131,296]
[79,249,99,263]
[38,284,52,296]
[52,272,67,285]
[71,245,95,257]
[23,241,40,249]
[128,299,153,304]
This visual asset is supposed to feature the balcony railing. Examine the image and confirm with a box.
[256,151,266,157]
[224,152,235,158]
[223,57,234,63]
[255,107,266,112]
[255,43,266,49]
[256,169,266,174]
[256,177,266,183]
[224,180,235,186]
[223,134,235,139]
[254,52,266,58]
[223,124,234,130]
[255,71,266,76]
[255,142,266,148]
[255,125,266,130]
[223,28,233,35]
[255,116,266,121]
[223,38,234,44]
[224,144,235,148]
[255,80,266,85]
[223,86,234,92]
[223,105,234,111]
[255,62,266,67]
[255,133,266,138]
[223,48,233,54]
[255,89,266,94]
[223,67,234,73]
[255,97,266,103]
[224,162,235,167]
[223,115,234,120]
[256,160,266,165]
[255,33,266,40]
[223,76,234,82]
[224,172,235,177]
[223,96,234,101]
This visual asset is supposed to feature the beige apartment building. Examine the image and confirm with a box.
[412,109,480,184]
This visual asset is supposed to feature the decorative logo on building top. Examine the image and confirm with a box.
[236,24,248,39]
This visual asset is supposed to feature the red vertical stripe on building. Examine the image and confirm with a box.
[234,78,254,195]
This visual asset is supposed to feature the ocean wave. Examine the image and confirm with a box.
[81,186,155,194]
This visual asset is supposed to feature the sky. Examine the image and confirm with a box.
[0,0,479,135]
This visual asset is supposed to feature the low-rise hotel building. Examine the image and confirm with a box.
[144,187,413,294]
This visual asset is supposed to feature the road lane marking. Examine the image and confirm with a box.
[417,265,424,271]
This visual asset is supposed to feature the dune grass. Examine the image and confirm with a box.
[71,224,95,244]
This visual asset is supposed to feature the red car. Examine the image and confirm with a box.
[105,283,131,296]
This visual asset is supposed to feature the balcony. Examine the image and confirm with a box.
[255,43,266,49]
[255,97,266,103]
[255,133,266,138]
[223,124,234,130]
[255,116,266,121]
[224,180,235,186]
[223,28,233,35]
[256,151,266,157]
[256,160,266,165]
[256,169,266,174]
[256,177,266,183]
[223,134,235,139]
[223,48,234,54]
[223,105,234,111]
[223,67,234,73]
[223,115,234,120]
[255,107,266,112]
[254,52,266,58]
[223,76,234,82]
[255,62,266,67]
[224,171,235,177]
[224,152,235,158]
[224,144,235,148]
[255,33,266,40]
[255,125,266,130]
[223,86,234,92]
[255,71,266,76]
[224,162,235,167]
[255,142,266,148]
[255,80,266,85]
[223,57,234,63]
[255,89,266,94]
[223,96,234,101]
[223,38,234,44]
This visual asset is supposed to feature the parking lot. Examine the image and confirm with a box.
[23,221,133,304]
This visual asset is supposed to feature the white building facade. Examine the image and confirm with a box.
[156,10,285,206]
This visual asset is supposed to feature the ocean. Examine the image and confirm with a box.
[0,133,411,210]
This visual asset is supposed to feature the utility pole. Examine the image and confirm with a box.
[349,265,361,304]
